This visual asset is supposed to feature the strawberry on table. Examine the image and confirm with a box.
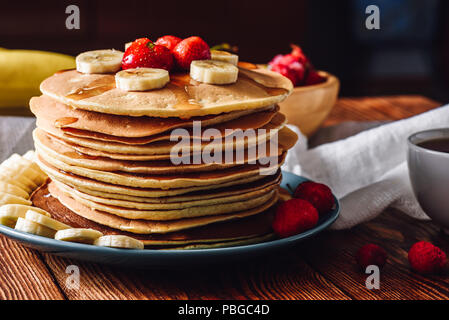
[155,35,182,51]
[173,36,211,70]
[122,38,174,71]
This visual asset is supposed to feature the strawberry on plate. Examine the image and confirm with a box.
[155,35,182,51]
[173,36,211,70]
[122,38,174,71]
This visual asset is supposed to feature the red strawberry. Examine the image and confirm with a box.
[272,199,319,238]
[356,244,387,269]
[305,69,327,85]
[294,181,334,215]
[155,35,182,51]
[173,36,211,70]
[408,241,447,274]
[122,38,174,71]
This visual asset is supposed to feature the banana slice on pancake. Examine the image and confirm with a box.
[115,68,169,91]
[55,228,103,244]
[76,49,124,74]
[94,235,144,250]
[0,205,51,228]
[25,210,70,231]
[0,182,29,199]
[190,60,238,84]
[211,50,239,66]
[15,217,56,238]
[0,192,31,206]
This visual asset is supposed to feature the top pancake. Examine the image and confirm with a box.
[39,67,293,118]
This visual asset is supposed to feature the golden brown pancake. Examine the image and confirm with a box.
[39,156,279,198]
[40,68,293,117]
[54,172,281,204]
[60,105,279,145]
[31,182,276,246]
[31,95,276,139]
[36,151,286,189]
[47,181,278,234]
[34,128,283,174]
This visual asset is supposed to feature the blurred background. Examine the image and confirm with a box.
[1,0,448,103]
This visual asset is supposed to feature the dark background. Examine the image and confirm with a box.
[1,0,449,101]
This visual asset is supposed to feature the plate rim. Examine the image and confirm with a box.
[0,171,339,258]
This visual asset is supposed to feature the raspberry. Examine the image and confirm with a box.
[293,181,334,215]
[356,244,387,269]
[272,199,319,238]
[408,241,447,274]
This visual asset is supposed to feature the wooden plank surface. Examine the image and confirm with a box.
[0,95,446,300]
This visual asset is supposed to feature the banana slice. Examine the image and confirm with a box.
[0,172,32,194]
[115,68,169,91]
[76,49,124,74]
[55,228,103,244]
[125,42,133,50]
[94,235,144,250]
[211,50,239,66]
[15,217,56,238]
[0,205,50,228]
[2,154,46,186]
[0,181,29,199]
[23,150,36,161]
[0,167,37,191]
[0,192,31,206]
[25,210,70,231]
[190,60,238,84]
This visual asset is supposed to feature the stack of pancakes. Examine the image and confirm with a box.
[30,66,297,249]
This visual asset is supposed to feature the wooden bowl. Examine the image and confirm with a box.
[278,71,339,137]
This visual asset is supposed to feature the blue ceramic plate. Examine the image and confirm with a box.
[0,171,339,268]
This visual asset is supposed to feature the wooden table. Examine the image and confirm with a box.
[0,95,447,300]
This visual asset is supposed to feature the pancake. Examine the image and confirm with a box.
[54,179,279,210]
[31,182,276,246]
[40,67,293,117]
[55,180,276,220]
[58,172,281,204]
[47,181,278,234]
[36,151,285,189]
[39,156,277,197]
[37,113,286,155]
[34,128,283,173]
[31,95,276,139]
[155,234,275,250]
[61,105,279,145]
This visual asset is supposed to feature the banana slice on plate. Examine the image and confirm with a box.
[0,173,32,194]
[15,217,56,238]
[0,181,29,199]
[115,68,169,91]
[211,50,239,66]
[23,150,36,161]
[0,205,51,228]
[190,60,238,84]
[55,228,103,244]
[25,210,70,231]
[0,167,37,191]
[0,192,32,206]
[2,155,46,186]
[4,153,45,176]
[76,49,124,74]
[94,235,144,250]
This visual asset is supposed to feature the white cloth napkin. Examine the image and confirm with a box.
[282,104,449,229]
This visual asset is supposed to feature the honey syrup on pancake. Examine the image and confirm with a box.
[62,68,288,109]
[65,74,116,101]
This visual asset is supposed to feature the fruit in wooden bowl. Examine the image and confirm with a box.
[269,45,339,137]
